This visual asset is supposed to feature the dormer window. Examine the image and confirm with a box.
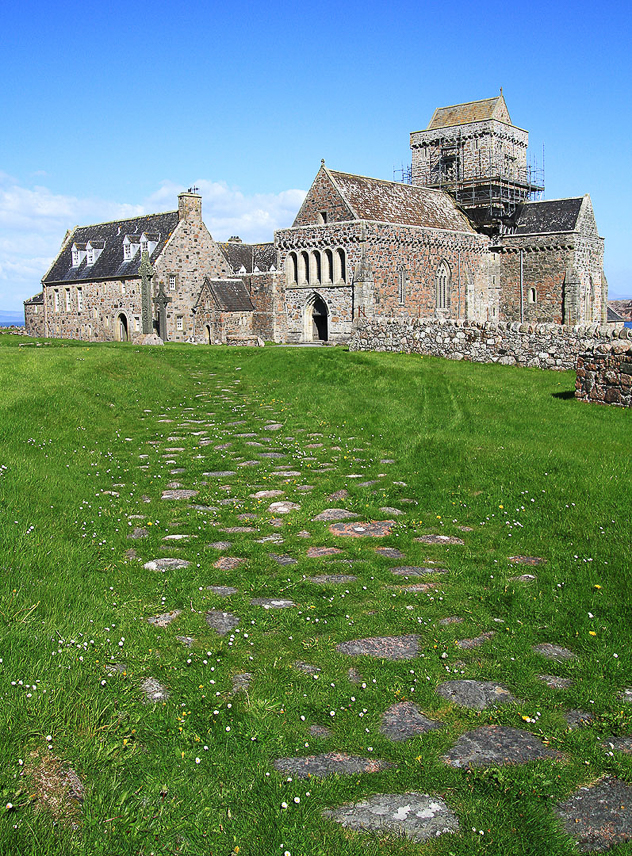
[86,239,104,266]
[123,235,140,261]
[71,243,87,267]
[140,232,159,257]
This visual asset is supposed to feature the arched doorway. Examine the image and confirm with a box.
[117,313,129,342]
[305,294,328,342]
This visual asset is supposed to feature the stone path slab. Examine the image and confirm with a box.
[205,610,240,635]
[391,566,447,576]
[269,554,298,566]
[510,574,537,582]
[328,520,395,538]
[380,702,443,741]
[539,675,573,689]
[309,725,331,738]
[375,546,405,558]
[128,527,148,539]
[203,471,236,477]
[379,506,404,515]
[207,586,238,596]
[456,631,496,649]
[176,636,194,647]
[439,616,463,626]
[231,673,253,693]
[443,725,560,768]
[312,508,360,522]
[508,555,547,565]
[329,489,349,500]
[147,610,181,627]
[533,643,577,662]
[323,792,459,842]
[415,534,465,546]
[566,710,593,728]
[143,558,191,572]
[220,527,256,534]
[437,680,518,710]
[307,546,342,558]
[250,598,295,609]
[274,752,392,779]
[208,541,232,550]
[337,635,419,660]
[161,489,198,500]
[213,557,246,570]
[394,582,438,592]
[250,490,284,499]
[268,501,301,514]
[141,677,169,704]
[555,776,632,852]
[307,574,357,584]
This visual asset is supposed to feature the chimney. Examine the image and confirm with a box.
[178,190,202,222]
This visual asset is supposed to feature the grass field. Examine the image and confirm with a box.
[0,335,631,856]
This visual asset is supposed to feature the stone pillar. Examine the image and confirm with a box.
[139,251,154,335]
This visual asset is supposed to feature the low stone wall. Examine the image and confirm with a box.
[575,342,632,406]
[349,317,630,371]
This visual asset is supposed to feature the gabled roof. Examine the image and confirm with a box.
[607,305,626,323]
[427,95,511,130]
[327,169,476,232]
[24,291,43,305]
[43,211,179,284]
[205,278,255,312]
[511,198,584,235]
[219,242,276,274]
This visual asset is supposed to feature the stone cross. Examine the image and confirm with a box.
[153,279,172,342]
[139,251,154,335]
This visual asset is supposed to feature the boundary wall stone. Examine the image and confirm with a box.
[575,343,632,406]
[349,316,630,372]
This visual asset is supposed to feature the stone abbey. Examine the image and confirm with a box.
[25,94,608,343]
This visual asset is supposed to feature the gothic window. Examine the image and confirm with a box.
[324,249,333,283]
[436,261,450,310]
[299,251,310,285]
[286,253,298,285]
[334,248,346,284]
[311,251,321,285]
[398,266,407,304]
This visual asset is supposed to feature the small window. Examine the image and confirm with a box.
[33,305,38,315]
[121,283,126,296]
[398,267,406,304]
[86,249,94,265]
[318,211,328,224]
[135,317,140,331]
[65,289,71,312]
[436,261,450,310]
[176,316,183,331]
[54,290,59,312]
[124,243,132,261]
[169,274,176,291]
[77,288,83,311]
[528,287,537,304]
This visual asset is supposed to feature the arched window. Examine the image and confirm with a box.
[398,266,407,304]
[528,287,537,304]
[324,249,333,283]
[334,248,346,284]
[298,251,309,285]
[436,261,450,310]
[286,252,298,285]
[311,251,322,285]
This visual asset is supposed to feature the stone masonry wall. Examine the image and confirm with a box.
[350,316,630,371]
[576,342,632,406]
[24,304,45,337]
[45,279,142,341]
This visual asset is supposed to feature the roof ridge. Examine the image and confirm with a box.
[72,209,178,230]
[328,169,445,194]
[323,166,359,219]
[433,95,500,112]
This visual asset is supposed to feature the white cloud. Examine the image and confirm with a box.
[0,173,306,312]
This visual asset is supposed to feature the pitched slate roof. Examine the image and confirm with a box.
[511,198,584,235]
[327,170,475,232]
[218,242,276,274]
[427,95,511,130]
[43,211,179,285]
[24,292,43,305]
[607,304,626,323]
[206,278,254,312]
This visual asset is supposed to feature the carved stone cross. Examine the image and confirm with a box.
[153,279,172,342]
[139,251,155,335]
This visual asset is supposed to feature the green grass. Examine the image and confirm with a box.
[0,334,631,855]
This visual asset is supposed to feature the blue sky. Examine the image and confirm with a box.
[1,0,631,311]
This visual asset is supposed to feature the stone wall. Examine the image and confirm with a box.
[575,342,632,406]
[349,316,630,371]
[24,303,44,337]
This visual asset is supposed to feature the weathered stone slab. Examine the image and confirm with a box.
[375,546,405,558]
[307,574,357,584]
[329,489,349,500]
[323,792,459,842]
[539,674,573,689]
[380,702,443,741]
[203,471,236,477]
[294,661,321,675]
[163,533,191,541]
[337,635,419,660]
[208,541,232,550]
[437,680,517,710]
[250,598,295,609]
[307,546,343,558]
[508,555,547,565]
[205,610,240,635]
[555,776,632,852]
[269,554,298,566]
[176,635,194,647]
[309,725,331,738]
[189,504,218,512]
[161,489,198,500]
[380,506,404,515]
[147,610,181,627]
[348,667,363,684]
[456,631,496,649]
[415,534,464,546]
[264,423,283,431]
[232,673,252,693]
[274,752,392,779]
[220,526,256,534]
[533,643,577,662]
[620,688,632,703]
[268,501,301,514]
[250,490,285,499]
[608,737,632,755]
[143,557,191,572]
[443,726,560,768]
[312,508,360,522]
[128,527,148,539]
[439,616,463,626]
[329,520,395,538]
[213,556,246,570]
[271,470,302,477]
[141,677,169,704]
[510,574,537,582]
[391,565,447,576]
[566,709,593,728]
[207,585,238,596]
[394,582,437,592]
[297,530,311,538]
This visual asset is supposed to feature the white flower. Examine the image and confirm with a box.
[294,796,300,803]
[281,801,288,809]
[195,758,201,764]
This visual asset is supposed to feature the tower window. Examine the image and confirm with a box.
[436,261,451,310]
[528,287,537,303]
